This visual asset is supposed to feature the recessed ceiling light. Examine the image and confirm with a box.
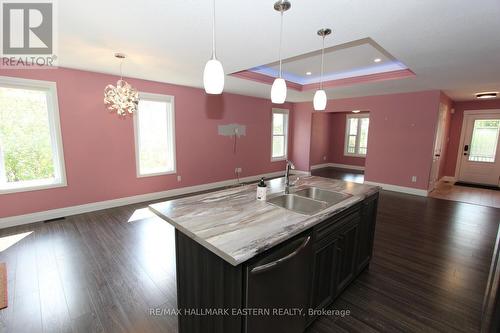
[374,58,382,63]
[306,71,312,76]
[352,110,361,113]
[475,92,498,99]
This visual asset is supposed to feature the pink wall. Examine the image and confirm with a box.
[0,68,293,218]
[309,113,331,166]
[309,111,367,168]
[295,90,441,189]
[442,99,500,177]
[290,103,312,171]
[328,112,366,167]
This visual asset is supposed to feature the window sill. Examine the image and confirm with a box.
[344,153,367,158]
[271,156,287,162]
[137,169,176,178]
[0,179,67,195]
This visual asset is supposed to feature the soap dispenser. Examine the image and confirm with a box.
[256,178,267,201]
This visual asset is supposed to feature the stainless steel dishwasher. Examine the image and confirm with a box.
[244,232,312,333]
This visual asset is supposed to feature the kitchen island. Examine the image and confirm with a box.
[150,176,379,333]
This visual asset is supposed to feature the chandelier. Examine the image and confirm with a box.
[104,53,139,117]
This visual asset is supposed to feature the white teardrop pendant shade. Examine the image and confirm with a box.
[313,89,327,111]
[271,78,287,104]
[203,58,224,94]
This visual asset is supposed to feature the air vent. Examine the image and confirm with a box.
[475,92,498,99]
[44,217,66,223]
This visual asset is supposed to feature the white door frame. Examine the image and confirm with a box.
[428,103,448,191]
[454,109,500,180]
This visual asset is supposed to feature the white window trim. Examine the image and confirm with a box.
[271,108,289,162]
[0,76,67,195]
[344,113,369,158]
[133,92,177,178]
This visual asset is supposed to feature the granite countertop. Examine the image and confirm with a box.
[149,176,379,266]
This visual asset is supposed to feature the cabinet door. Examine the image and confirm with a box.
[336,222,359,294]
[310,237,340,312]
[356,195,378,273]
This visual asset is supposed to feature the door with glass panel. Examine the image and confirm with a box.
[457,112,500,186]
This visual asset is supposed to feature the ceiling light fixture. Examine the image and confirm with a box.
[306,71,312,76]
[313,28,331,111]
[104,53,139,117]
[475,92,498,99]
[374,58,382,63]
[203,0,224,94]
[271,0,291,104]
[352,110,361,113]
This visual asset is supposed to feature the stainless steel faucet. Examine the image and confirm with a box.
[285,160,296,194]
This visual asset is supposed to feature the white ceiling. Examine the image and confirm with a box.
[261,38,406,84]
[57,0,500,102]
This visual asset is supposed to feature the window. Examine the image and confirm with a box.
[134,93,176,177]
[345,114,370,157]
[0,77,66,194]
[468,119,500,163]
[271,108,289,161]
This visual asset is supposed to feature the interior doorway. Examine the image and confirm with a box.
[456,110,500,187]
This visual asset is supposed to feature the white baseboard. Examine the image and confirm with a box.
[310,163,365,171]
[310,163,331,170]
[364,181,428,197]
[441,176,456,184]
[291,170,311,176]
[0,171,285,230]
[330,163,365,171]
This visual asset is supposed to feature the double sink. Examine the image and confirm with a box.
[267,187,351,215]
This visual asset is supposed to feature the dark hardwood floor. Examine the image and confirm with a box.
[0,169,498,332]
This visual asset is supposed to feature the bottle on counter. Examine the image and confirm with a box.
[256,177,267,201]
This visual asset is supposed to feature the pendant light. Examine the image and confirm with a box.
[203,0,224,94]
[271,0,291,104]
[104,53,139,117]
[313,28,331,111]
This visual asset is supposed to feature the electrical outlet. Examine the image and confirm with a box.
[177,175,182,182]
[323,156,327,161]
[235,167,242,174]
[411,176,417,183]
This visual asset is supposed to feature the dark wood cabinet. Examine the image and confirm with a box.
[336,220,360,294]
[308,193,378,325]
[174,193,378,333]
[310,237,340,311]
[308,205,360,323]
[356,193,378,273]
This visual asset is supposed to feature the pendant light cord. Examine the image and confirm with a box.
[119,58,123,80]
[320,35,325,89]
[212,0,216,59]
[278,11,284,78]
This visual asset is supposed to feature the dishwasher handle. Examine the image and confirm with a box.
[250,236,311,274]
